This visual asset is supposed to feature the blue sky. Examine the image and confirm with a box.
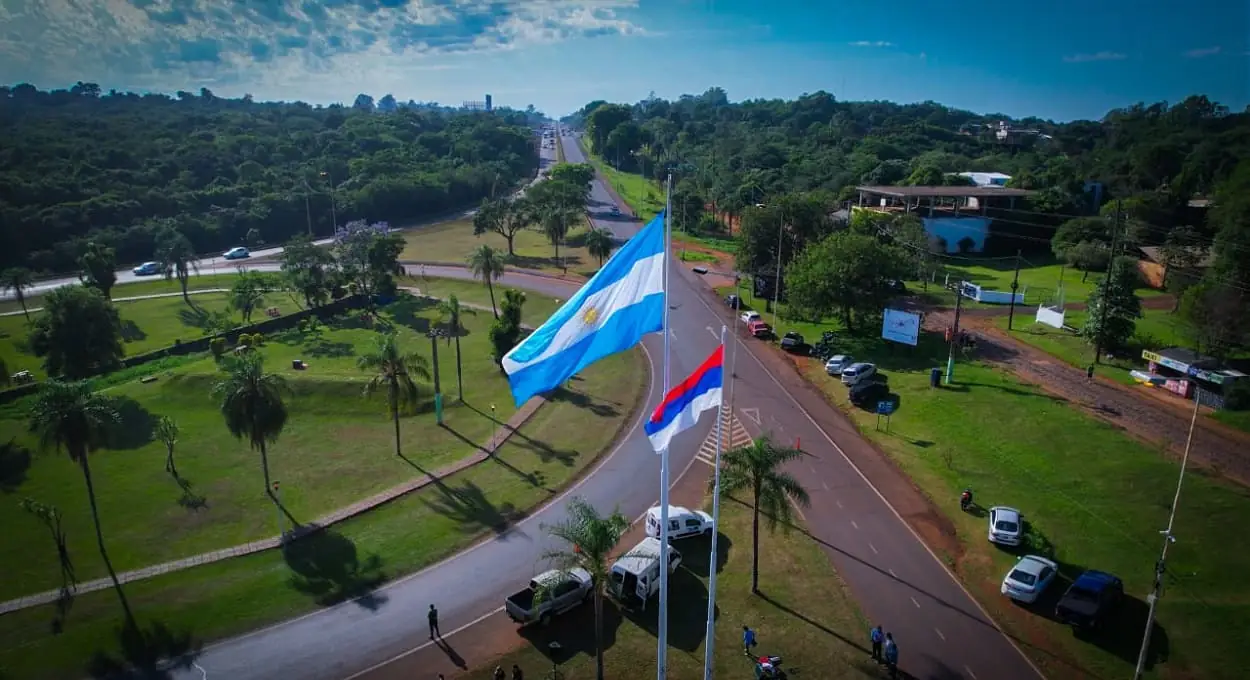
[0,0,1245,121]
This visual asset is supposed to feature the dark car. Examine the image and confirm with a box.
[848,380,889,409]
[779,331,806,353]
[725,294,741,309]
[886,279,907,294]
[1055,570,1123,628]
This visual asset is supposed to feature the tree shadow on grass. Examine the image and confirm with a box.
[300,339,356,358]
[118,320,146,343]
[440,423,551,489]
[0,437,32,492]
[518,595,622,663]
[546,384,619,418]
[282,525,388,611]
[386,296,438,333]
[422,479,526,536]
[173,475,207,511]
[103,397,155,450]
[622,567,712,653]
[85,620,201,679]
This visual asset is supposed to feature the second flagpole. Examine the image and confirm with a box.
[704,325,727,680]
[657,173,674,680]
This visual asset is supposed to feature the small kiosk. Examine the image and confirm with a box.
[1135,348,1247,408]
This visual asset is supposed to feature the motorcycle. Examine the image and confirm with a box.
[960,488,974,512]
[754,654,787,679]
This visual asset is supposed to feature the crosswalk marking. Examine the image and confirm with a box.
[694,410,753,467]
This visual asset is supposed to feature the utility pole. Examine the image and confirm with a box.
[304,191,313,237]
[1133,387,1201,680]
[1007,249,1023,330]
[1093,198,1122,364]
[771,223,784,330]
[945,283,964,385]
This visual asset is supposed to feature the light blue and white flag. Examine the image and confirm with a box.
[502,212,666,406]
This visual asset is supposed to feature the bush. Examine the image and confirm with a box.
[1224,379,1250,411]
[251,332,264,346]
[236,333,253,347]
[209,337,227,358]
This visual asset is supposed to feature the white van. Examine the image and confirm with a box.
[644,505,714,540]
[608,536,682,610]
[840,362,877,386]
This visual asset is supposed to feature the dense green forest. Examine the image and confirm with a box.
[0,83,539,272]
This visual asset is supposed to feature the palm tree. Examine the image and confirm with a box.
[154,415,180,477]
[540,208,576,261]
[585,228,615,267]
[466,244,507,318]
[1,267,35,321]
[357,333,431,459]
[436,295,475,401]
[715,433,811,594]
[542,497,630,680]
[212,352,289,497]
[28,380,133,623]
[156,230,199,304]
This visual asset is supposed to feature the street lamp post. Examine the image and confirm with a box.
[427,329,445,425]
[319,172,338,232]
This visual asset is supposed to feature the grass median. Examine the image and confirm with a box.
[459,497,871,680]
[0,340,648,680]
[399,219,599,278]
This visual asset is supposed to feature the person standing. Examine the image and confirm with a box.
[1086,364,1095,383]
[511,664,524,680]
[428,603,441,639]
[742,624,757,655]
[884,632,899,679]
[492,666,505,680]
[870,625,884,662]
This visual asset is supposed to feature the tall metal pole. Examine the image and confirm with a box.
[1007,249,1023,330]
[703,327,727,680]
[945,284,964,385]
[1133,387,1201,680]
[1093,198,1122,364]
[304,191,313,237]
[657,173,673,680]
[428,332,444,425]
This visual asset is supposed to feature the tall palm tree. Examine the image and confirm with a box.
[212,352,289,497]
[541,208,577,261]
[1,266,35,321]
[28,380,133,623]
[466,244,507,318]
[357,333,431,459]
[436,295,475,401]
[156,230,199,304]
[542,497,630,680]
[715,433,811,594]
[585,228,615,267]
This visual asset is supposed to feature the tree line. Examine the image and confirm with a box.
[0,83,540,273]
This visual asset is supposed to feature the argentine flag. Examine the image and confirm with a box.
[502,212,666,406]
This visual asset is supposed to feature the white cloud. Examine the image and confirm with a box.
[0,0,645,100]
[1063,51,1127,63]
[1184,46,1221,58]
[849,40,894,48]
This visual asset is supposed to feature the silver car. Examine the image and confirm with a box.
[988,506,1023,546]
[825,354,854,376]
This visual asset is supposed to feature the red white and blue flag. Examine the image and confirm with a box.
[645,345,724,452]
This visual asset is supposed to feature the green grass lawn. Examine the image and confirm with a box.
[783,328,1250,680]
[0,344,648,680]
[586,153,666,221]
[399,218,603,278]
[0,273,254,315]
[399,276,563,326]
[0,292,573,602]
[460,497,871,680]
[937,257,1165,307]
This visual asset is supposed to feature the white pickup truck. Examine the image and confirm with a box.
[504,568,592,626]
[645,505,714,540]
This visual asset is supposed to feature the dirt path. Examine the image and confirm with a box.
[921,308,1250,486]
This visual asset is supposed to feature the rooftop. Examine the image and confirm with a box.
[856,185,1034,199]
[1139,246,1215,268]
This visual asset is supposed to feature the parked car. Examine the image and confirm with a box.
[987,506,1024,546]
[824,354,854,375]
[504,568,593,626]
[223,246,250,260]
[840,362,877,386]
[645,505,713,540]
[610,206,621,216]
[132,261,163,276]
[740,311,761,324]
[848,381,889,409]
[748,320,772,338]
[1001,555,1059,604]
[724,294,741,309]
[1055,570,1123,628]
[779,331,806,353]
[886,279,907,294]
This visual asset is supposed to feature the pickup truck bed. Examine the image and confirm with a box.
[505,588,536,611]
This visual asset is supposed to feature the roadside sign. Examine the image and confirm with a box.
[876,401,896,415]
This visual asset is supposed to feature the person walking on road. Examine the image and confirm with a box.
[1086,364,1095,383]
[742,625,757,655]
[428,603,441,639]
[883,632,899,679]
[870,625,884,662]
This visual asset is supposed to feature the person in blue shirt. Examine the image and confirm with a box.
[884,632,899,678]
[742,625,757,655]
[870,625,884,662]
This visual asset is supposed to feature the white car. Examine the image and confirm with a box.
[132,261,163,276]
[825,355,854,376]
[223,246,250,260]
[1001,555,1058,604]
[644,505,713,540]
[988,506,1024,546]
[740,311,761,324]
[840,362,877,386]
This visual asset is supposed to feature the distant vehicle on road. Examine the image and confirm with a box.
[987,506,1024,546]
[504,568,592,626]
[1001,555,1058,604]
[132,261,164,276]
[824,354,854,375]
[1055,570,1123,628]
[840,362,877,386]
[645,505,714,540]
[748,320,772,338]
[610,206,621,216]
[223,246,250,260]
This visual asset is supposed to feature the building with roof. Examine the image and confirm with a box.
[1136,245,1214,289]
[855,185,1034,253]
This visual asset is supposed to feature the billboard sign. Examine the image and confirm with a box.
[881,308,920,346]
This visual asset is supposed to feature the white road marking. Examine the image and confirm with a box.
[342,607,506,679]
[888,568,897,578]
[868,542,878,554]
[809,465,817,474]
[193,663,207,679]
[910,596,920,609]
[965,666,978,679]
[935,627,946,642]
[821,481,830,491]
[706,326,719,340]
[850,520,859,530]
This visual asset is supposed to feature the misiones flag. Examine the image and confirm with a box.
[644,345,724,452]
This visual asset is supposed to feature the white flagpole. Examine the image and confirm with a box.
[703,325,727,680]
[657,173,674,680]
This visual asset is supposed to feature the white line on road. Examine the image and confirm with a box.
[868,542,878,554]
[935,627,946,642]
[910,596,920,609]
[965,666,978,679]
[835,499,843,508]
[888,568,897,578]
[193,663,207,679]
[809,465,817,474]
[821,481,830,491]
[706,326,719,340]
[342,607,505,680]
[850,520,859,530]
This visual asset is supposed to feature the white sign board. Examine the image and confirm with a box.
[1036,305,1065,329]
[882,308,921,346]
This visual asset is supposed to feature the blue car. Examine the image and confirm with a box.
[132,261,163,276]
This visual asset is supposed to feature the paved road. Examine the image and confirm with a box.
[147,127,1037,680]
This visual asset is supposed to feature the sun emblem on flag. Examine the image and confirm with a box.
[582,306,600,325]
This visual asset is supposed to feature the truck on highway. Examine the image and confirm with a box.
[504,568,593,626]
